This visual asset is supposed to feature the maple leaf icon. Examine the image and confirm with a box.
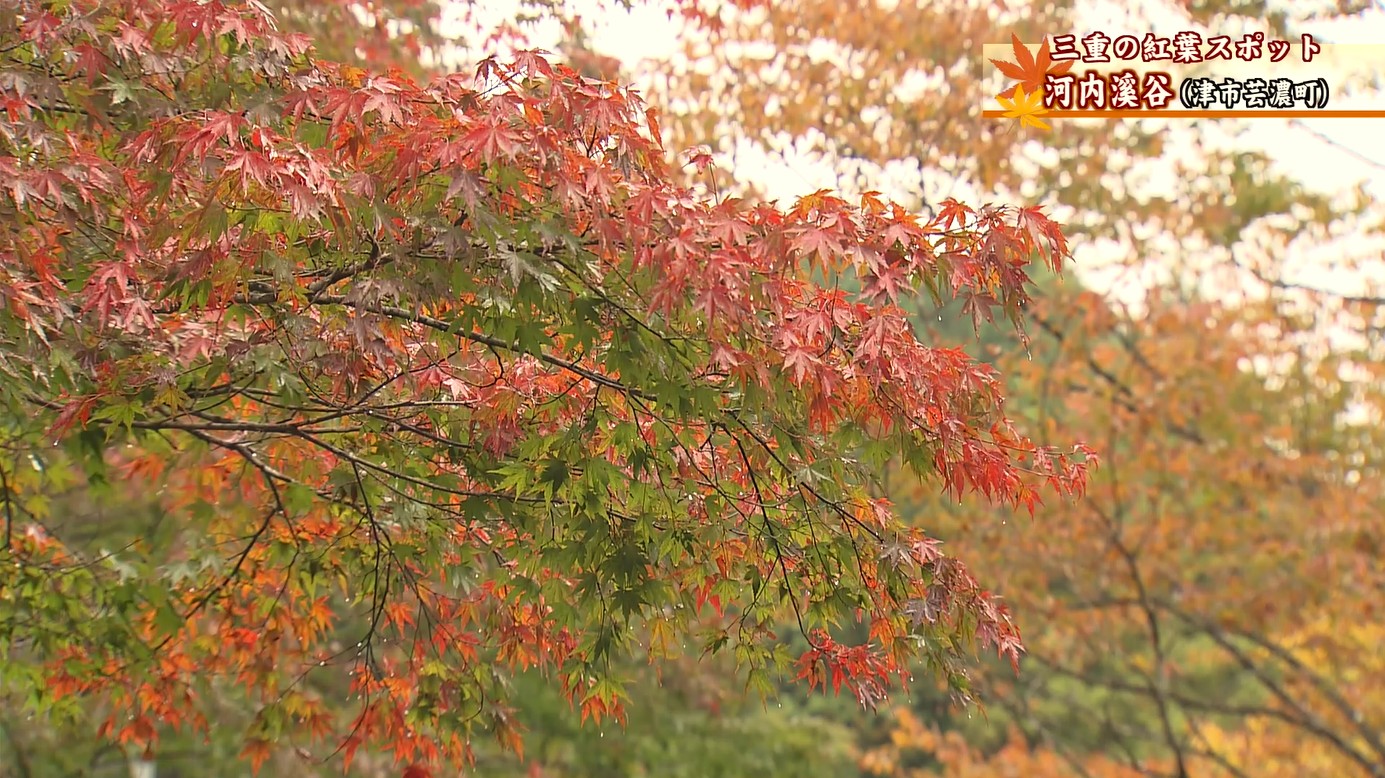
[990,32,1074,101]
[996,86,1051,131]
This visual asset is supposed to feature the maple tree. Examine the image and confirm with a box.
[889,280,1384,777]
[1191,614,1385,777]
[0,0,1097,773]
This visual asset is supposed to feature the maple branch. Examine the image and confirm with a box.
[1098,711,1163,777]
[725,414,885,544]
[0,465,14,556]
[175,430,288,622]
[1093,437,1191,778]
[1058,594,1385,777]
[132,406,692,550]
[302,236,393,299]
[219,265,1002,623]
[265,290,904,576]
[1030,311,1207,445]
[1160,603,1385,770]
[142,416,362,437]
[1029,651,1385,778]
[543,250,699,354]
[964,682,1096,777]
[1184,720,1255,778]
[307,294,660,403]
[352,458,395,692]
[731,434,815,650]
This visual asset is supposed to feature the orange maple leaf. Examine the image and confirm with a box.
[239,739,272,774]
[989,33,1073,100]
[996,86,1051,132]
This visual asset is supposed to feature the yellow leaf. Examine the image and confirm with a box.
[648,616,674,658]
[340,65,365,88]
[995,86,1051,132]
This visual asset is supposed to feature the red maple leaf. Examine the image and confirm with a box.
[989,33,1074,100]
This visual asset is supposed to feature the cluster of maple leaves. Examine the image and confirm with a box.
[0,0,1095,771]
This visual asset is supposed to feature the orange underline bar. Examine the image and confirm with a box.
[982,109,1385,118]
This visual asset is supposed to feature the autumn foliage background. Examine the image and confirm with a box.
[2,0,1383,777]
